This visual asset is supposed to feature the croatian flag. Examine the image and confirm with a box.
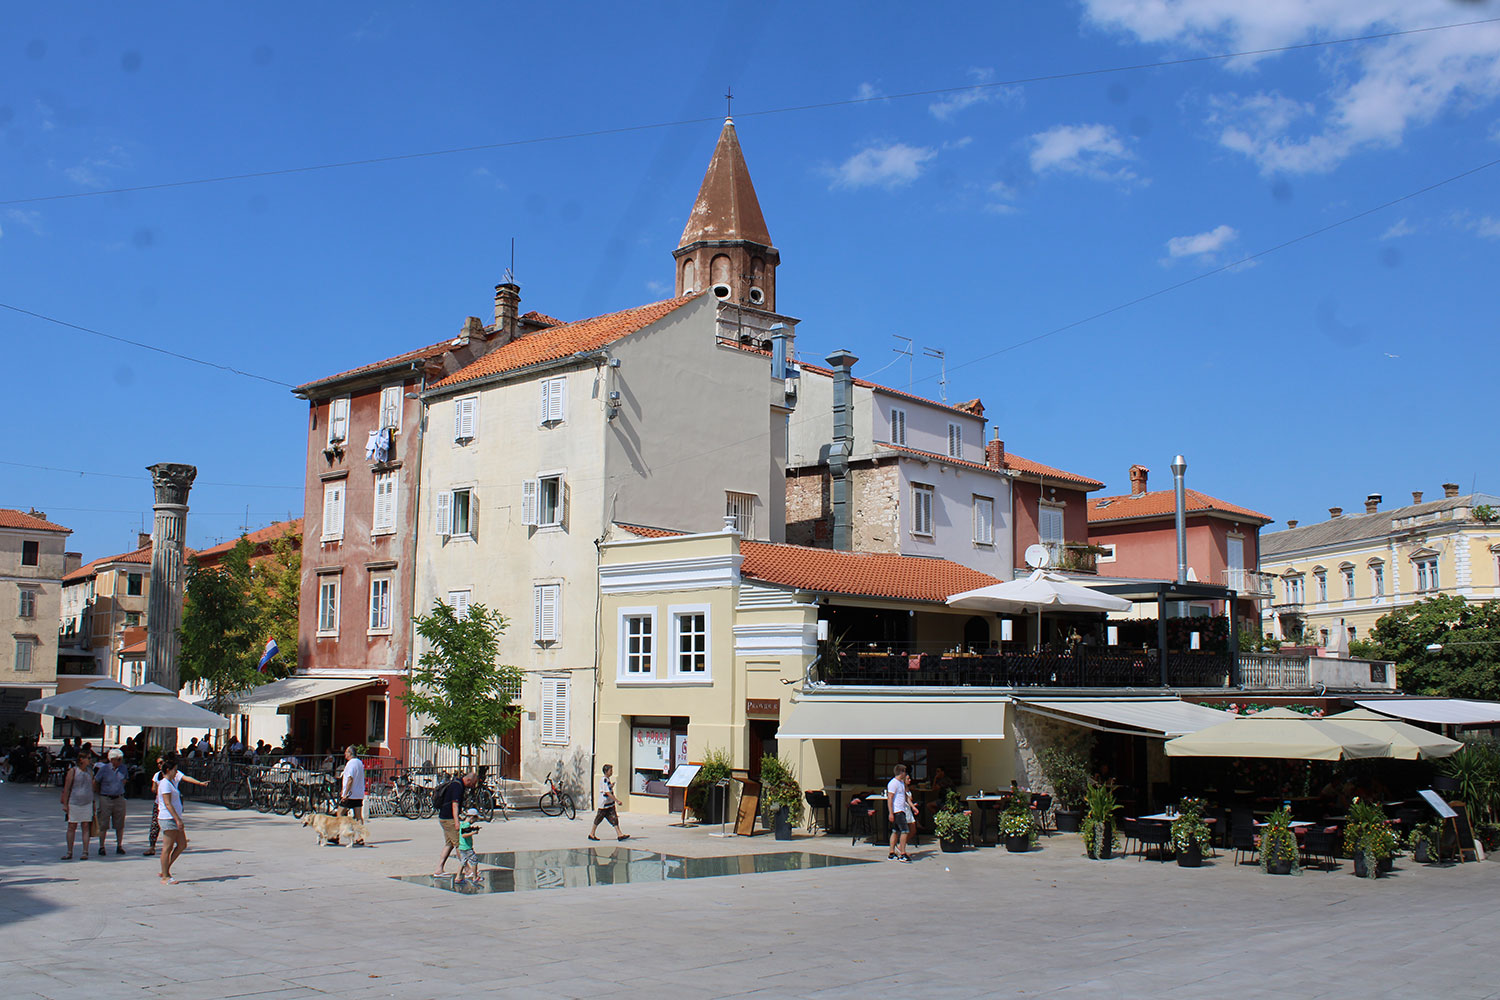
[258,637,279,672]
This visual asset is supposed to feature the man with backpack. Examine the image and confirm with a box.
[433,771,478,878]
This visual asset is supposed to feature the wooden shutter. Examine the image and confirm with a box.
[435,490,452,536]
[975,496,993,544]
[380,386,402,430]
[534,584,559,642]
[448,589,471,617]
[948,423,961,457]
[549,378,566,422]
[322,483,345,539]
[521,480,539,527]
[560,479,570,531]
[328,397,349,444]
[540,677,569,745]
[373,473,396,531]
[454,396,476,441]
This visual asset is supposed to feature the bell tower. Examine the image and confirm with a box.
[674,118,780,311]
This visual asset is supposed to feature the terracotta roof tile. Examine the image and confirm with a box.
[1001,453,1104,490]
[63,545,154,583]
[0,509,70,533]
[430,295,701,390]
[873,442,1004,475]
[520,310,564,328]
[297,340,453,393]
[1088,488,1271,524]
[195,518,303,562]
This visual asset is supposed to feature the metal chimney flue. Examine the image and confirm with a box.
[1171,455,1187,586]
[826,349,859,551]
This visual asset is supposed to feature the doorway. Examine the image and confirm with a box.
[315,698,333,754]
[747,719,780,781]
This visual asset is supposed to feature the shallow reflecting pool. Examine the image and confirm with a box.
[394,848,873,894]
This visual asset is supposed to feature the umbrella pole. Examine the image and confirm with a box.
[1036,607,1042,652]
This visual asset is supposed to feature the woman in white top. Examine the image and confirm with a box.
[60,750,97,860]
[156,754,189,884]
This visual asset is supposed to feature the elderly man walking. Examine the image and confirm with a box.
[327,745,366,847]
[94,748,130,855]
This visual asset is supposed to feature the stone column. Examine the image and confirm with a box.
[144,464,197,720]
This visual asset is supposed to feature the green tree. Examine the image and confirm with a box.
[402,600,523,769]
[248,531,301,675]
[1359,594,1500,698]
[179,539,262,713]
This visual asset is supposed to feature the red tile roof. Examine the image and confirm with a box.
[520,310,564,328]
[297,340,453,393]
[0,509,70,533]
[1088,489,1272,525]
[431,295,701,390]
[873,442,1004,475]
[195,518,303,562]
[1001,453,1105,490]
[613,523,999,603]
[63,545,154,583]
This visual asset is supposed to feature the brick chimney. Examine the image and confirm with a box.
[1328,507,1342,519]
[493,282,521,339]
[1286,519,1298,529]
[1365,494,1382,514]
[1443,482,1461,499]
[1128,464,1149,496]
[455,316,484,346]
[1412,490,1424,504]
[985,429,1005,469]
[138,532,152,550]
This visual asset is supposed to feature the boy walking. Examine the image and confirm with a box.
[587,764,629,842]
[455,807,482,884]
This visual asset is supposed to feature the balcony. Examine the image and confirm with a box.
[1223,569,1275,598]
[817,648,1235,689]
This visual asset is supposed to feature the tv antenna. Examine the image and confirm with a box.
[503,237,516,285]
[892,335,913,389]
[923,346,947,402]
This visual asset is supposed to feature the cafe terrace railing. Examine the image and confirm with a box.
[818,649,1236,689]
[1236,653,1311,690]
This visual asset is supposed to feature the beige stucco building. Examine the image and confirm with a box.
[1,509,73,735]
[1260,486,1500,645]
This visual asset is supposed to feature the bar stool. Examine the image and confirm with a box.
[804,789,832,833]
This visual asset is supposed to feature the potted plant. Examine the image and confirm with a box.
[757,754,804,840]
[687,747,733,825]
[1259,807,1300,875]
[1407,820,1441,864]
[1037,746,1090,833]
[1169,799,1212,868]
[999,795,1039,852]
[1080,781,1118,860]
[1343,799,1395,878]
[933,791,971,852]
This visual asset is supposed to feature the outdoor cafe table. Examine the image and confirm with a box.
[967,794,1015,845]
[1140,812,1219,824]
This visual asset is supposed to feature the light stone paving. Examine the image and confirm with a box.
[2,779,1498,999]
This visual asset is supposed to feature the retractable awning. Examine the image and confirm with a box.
[778,698,1007,741]
[1014,698,1230,738]
[1355,699,1500,728]
[231,676,378,713]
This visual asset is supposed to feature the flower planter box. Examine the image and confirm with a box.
[773,805,792,841]
[1005,834,1031,853]
[940,837,966,853]
[1266,858,1294,875]
[1176,845,1202,868]
[1054,810,1081,833]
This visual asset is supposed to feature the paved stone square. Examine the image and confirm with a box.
[2,779,1497,999]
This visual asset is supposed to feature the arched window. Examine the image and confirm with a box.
[680,258,696,293]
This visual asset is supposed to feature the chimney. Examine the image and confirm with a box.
[27,507,47,520]
[826,349,859,551]
[456,316,484,346]
[985,429,1005,470]
[138,532,152,550]
[1412,491,1424,505]
[493,282,521,339]
[64,551,82,574]
[1128,464,1149,496]
[1364,494,1382,514]
[1328,507,1343,519]
[1443,482,1461,499]
[1286,520,1298,529]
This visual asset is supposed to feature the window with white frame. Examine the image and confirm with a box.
[1342,566,1356,599]
[534,583,560,643]
[911,483,935,536]
[372,471,397,534]
[435,488,473,538]
[726,492,756,535]
[322,481,346,541]
[1314,571,1327,603]
[1415,557,1440,591]
[1097,543,1116,563]
[672,607,709,677]
[447,588,472,618]
[890,408,907,446]
[522,475,566,529]
[539,376,567,425]
[1284,576,1304,604]
[327,396,350,444]
[1371,562,1386,597]
[14,639,33,672]
[620,609,655,676]
[18,588,36,619]
[368,574,392,633]
[947,422,963,459]
[366,696,388,744]
[453,395,478,442]
[972,495,994,545]
[540,676,570,745]
[379,385,403,431]
[317,577,340,636]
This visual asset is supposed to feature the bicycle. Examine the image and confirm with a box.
[538,763,577,820]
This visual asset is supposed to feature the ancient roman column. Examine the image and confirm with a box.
[144,464,197,719]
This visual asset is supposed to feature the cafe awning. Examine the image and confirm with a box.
[231,675,378,713]
[1355,698,1500,728]
[778,698,1007,741]
[1014,698,1231,738]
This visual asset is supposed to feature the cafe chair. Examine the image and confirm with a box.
[805,789,832,833]
[1231,826,1260,866]
[1137,819,1171,862]
[1030,793,1053,835]
[847,797,876,846]
[1120,817,1141,857]
[1301,826,1339,871]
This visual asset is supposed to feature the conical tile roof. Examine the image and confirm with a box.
[678,119,773,248]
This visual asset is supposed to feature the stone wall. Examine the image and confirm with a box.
[784,461,900,552]
[785,468,831,546]
[1012,710,1095,804]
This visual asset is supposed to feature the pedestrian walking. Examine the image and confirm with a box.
[94,748,130,855]
[432,771,478,877]
[60,750,96,860]
[887,763,914,863]
[455,807,483,884]
[143,754,206,856]
[587,764,629,842]
[329,745,366,847]
[155,754,188,884]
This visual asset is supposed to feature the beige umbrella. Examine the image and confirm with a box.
[1325,708,1462,760]
[1164,707,1391,761]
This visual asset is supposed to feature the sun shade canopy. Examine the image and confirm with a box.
[778,698,1008,741]
[1164,707,1390,761]
[1354,699,1500,728]
[1326,709,1462,760]
[231,675,379,713]
[1014,698,1231,738]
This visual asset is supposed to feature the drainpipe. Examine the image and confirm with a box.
[826,349,858,551]
[1171,455,1188,586]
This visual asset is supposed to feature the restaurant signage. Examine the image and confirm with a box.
[745,698,780,717]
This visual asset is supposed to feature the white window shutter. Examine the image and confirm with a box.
[534,584,559,642]
[895,410,905,445]
[435,490,452,536]
[561,479,570,531]
[323,484,344,538]
[522,480,539,527]
[550,379,566,422]
[538,381,552,425]
[454,396,477,441]
[533,586,545,641]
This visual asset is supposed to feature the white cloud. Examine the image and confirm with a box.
[1082,1,1500,174]
[855,82,884,102]
[1028,123,1138,181]
[929,68,1019,121]
[1381,217,1416,239]
[829,142,937,190]
[63,146,130,189]
[985,180,1019,214]
[1164,224,1239,261]
[1452,211,1500,239]
[645,279,669,294]
[3,209,44,236]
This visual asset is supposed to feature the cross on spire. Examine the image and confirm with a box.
[725,85,734,120]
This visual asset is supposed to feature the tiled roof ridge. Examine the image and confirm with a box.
[794,360,983,418]
[296,338,454,393]
[196,517,304,559]
[1001,452,1105,490]
[0,509,71,533]
[1088,487,1271,524]
[872,441,1004,475]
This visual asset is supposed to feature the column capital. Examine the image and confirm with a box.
[147,463,198,506]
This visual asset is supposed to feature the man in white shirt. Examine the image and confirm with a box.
[587,764,629,842]
[330,745,366,846]
[887,764,915,863]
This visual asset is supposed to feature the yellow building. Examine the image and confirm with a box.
[1260,487,1500,646]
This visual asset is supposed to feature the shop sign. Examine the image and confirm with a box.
[632,726,670,770]
[745,698,780,718]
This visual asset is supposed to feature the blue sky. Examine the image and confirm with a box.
[4,2,1499,560]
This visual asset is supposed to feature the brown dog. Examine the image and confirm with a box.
[302,812,368,846]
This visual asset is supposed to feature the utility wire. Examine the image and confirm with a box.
[0,459,302,489]
[2,16,1494,207]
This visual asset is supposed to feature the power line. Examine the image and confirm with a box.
[0,459,302,489]
[0,303,295,388]
[3,16,1493,208]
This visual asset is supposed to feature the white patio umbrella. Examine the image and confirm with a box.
[25,678,129,718]
[1325,708,1462,760]
[66,682,230,730]
[947,570,1133,650]
[1163,707,1390,761]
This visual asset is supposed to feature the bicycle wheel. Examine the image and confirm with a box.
[539,791,562,817]
[471,786,495,823]
[560,793,577,821]
[220,777,251,810]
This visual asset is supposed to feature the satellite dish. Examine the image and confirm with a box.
[1024,544,1051,569]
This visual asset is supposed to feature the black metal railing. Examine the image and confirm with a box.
[818,648,1236,688]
